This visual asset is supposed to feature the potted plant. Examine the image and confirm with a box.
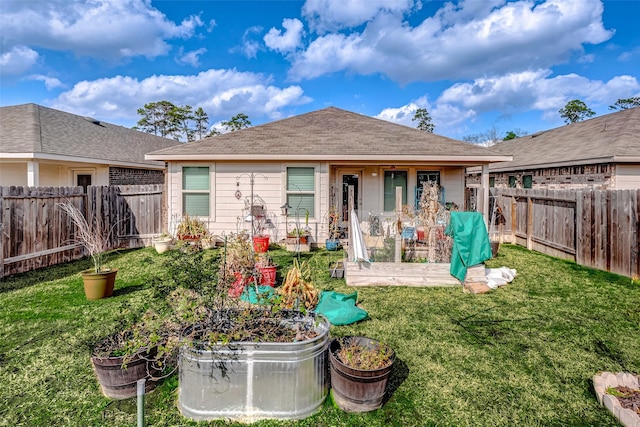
[255,253,278,287]
[287,227,309,244]
[152,233,173,254]
[91,328,160,399]
[58,201,117,300]
[176,215,208,243]
[329,336,395,412]
[220,233,257,297]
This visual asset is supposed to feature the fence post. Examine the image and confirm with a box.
[0,193,4,279]
[526,193,533,250]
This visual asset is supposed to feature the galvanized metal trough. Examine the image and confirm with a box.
[178,313,330,422]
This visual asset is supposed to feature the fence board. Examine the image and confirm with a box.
[1,184,164,277]
[493,188,639,278]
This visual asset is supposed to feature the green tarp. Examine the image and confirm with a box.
[314,291,368,325]
[445,211,493,282]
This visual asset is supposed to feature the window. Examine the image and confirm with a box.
[182,167,209,216]
[384,170,407,211]
[508,175,516,188]
[416,170,441,207]
[489,177,495,188]
[287,167,315,218]
[523,175,533,189]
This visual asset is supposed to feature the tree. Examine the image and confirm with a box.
[412,108,435,133]
[135,101,210,142]
[193,107,209,141]
[559,99,595,124]
[134,101,180,138]
[503,129,528,140]
[462,125,502,147]
[608,96,640,110]
[221,113,251,132]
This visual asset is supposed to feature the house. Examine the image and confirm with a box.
[0,103,180,190]
[146,107,511,243]
[473,107,640,190]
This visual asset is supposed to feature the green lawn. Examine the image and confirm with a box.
[0,245,638,426]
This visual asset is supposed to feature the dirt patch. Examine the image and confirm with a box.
[612,386,640,415]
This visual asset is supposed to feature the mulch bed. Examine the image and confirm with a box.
[612,386,640,415]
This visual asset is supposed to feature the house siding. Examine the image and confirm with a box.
[166,162,477,241]
[614,164,640,189]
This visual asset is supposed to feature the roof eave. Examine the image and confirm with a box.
[146,153,513,163]
[1,152,166,169]
[489,156,621,172]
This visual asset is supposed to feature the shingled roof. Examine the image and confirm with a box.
[489,107,640,172]
[1,103,180,168]
[147,107,509,164]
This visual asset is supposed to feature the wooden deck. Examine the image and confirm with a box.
[345,261,486,287]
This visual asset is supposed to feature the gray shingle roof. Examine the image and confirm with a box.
[147,107,508,163]
[1,103,180,167]
[490,107,640,172]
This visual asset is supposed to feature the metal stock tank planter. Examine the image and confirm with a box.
[178,312,330,422]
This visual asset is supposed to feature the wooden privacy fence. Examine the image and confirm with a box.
[0,185,165,278]
[491,188,640,279]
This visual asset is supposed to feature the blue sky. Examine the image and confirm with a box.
[1,0,639,141]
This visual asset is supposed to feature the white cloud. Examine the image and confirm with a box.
[379,70,639,135]
[0,0,203,62]
[176,48,207,67]
[302,0,416,33]
[26,74,65,90]
[288,0,613,83]
[618,47,640,62]
[0,45,39,76]
[50,69,312,123]
[264,18,304,54]
[237,26,263,58]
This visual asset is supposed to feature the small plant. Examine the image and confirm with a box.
[288,227,308,237]
[58,200,116,273]
[176,215,208,240]
[336,337,393,370]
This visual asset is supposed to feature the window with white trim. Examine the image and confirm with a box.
[286,167,315,218]
[182,167,209,216]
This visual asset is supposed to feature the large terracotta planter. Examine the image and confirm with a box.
[81,269,117,300]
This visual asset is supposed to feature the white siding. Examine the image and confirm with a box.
[167,161,329,242]
[442,167,464,209]
[615,164,640,189]
[0,162,27,186]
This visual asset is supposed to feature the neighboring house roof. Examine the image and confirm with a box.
[489,107,640,172]
[1,103,180,169]
[147,107,510,164]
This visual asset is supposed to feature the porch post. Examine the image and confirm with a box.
[480,164,490,227]
[27,161,39,186]
[395,186,402,263]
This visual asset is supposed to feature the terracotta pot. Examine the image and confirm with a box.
[81,269,117,300]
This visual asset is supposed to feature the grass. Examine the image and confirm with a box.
[0,244,639,426]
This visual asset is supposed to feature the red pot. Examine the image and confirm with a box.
[257,265,277,287]
[252,235,270,253]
